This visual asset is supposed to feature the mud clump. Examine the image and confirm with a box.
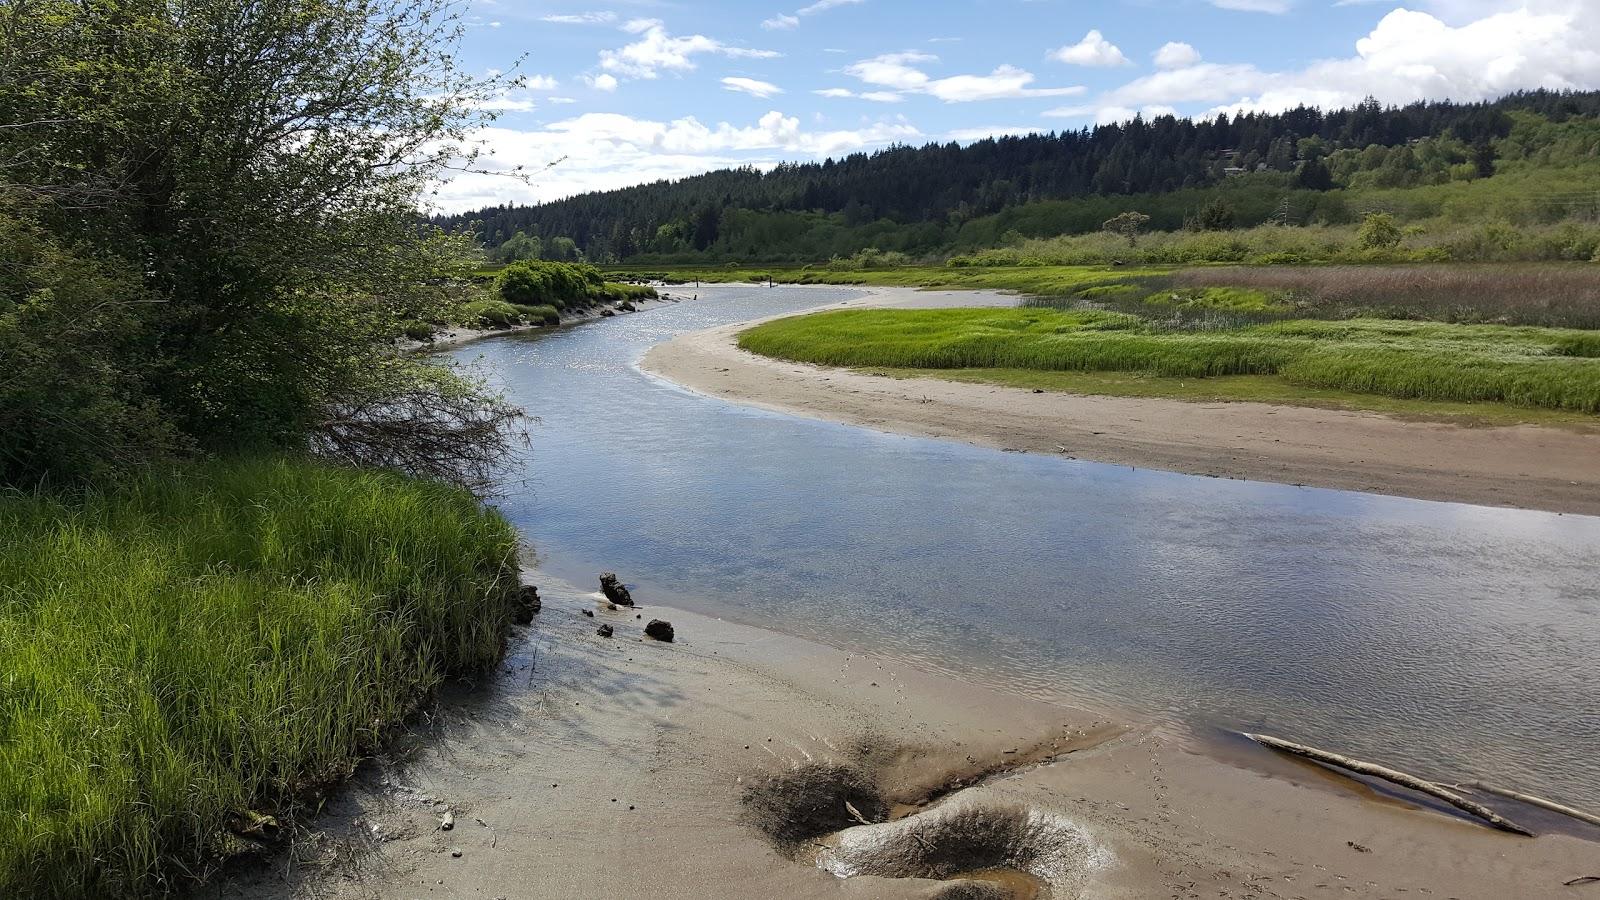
[819,801,1106,895]
[599,573,635,607]
[740,763,887,849]
[512,584,541,625]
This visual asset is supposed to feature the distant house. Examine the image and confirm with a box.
[1223,166,1248,176]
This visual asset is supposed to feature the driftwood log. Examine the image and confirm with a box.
[1464,781,1600,829]
[1243,733,1533,836]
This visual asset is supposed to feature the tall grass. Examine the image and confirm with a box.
[739,309,1600,413]
[1170,265,1600,329]
[0,457,520,898]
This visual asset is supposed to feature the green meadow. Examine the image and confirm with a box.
[738,307,1600,416]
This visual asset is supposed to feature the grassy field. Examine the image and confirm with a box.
[0,458,521,898]
[632,263,1169,298]
[865,368,1600,428]
[738,308,1600,415]
[644,261,1600,328]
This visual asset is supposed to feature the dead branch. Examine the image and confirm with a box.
[1464,782,1600,829]
[1243,733,1533,836]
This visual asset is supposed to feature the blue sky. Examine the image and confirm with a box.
[433,0,1599,211]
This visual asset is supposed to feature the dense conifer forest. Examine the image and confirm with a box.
[433,91,1600,263]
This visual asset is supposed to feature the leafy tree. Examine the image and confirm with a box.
[0,0,521,486]
[496,231,543,262]
[1294,156,1336,191]
[1357,212,1404,250]
[1186,198,1236,231]
[545,236,580,261]
[1102,211,1152,247]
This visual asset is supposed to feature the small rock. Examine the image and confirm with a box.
[440,811,455,831]
[599,573,636,607]
[450,848,462,858]
[1347,841,1371,853]
[1032,388,1044,394]
[597,624,615,638]
[582,609,595,618]
[644,619,675,642]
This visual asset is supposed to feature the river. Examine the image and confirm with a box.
[447,283,1600,809]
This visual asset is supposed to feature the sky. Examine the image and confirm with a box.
[432,0,1600,212]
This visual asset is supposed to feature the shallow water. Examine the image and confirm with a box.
[450,284,1600,808]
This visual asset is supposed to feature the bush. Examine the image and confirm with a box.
[495,260,605,310]
[1356,213,1403,250]
[402,320,436,341]
[462,299,523,328]
[512,304,560,326]
[0,212,187,485]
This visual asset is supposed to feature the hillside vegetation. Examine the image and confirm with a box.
[438,93,1600,265]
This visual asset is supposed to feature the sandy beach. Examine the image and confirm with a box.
[221,572,1599,899]
[640,287,1600,516]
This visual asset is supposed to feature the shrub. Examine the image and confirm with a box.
[402,320,436,341]
[512,304,560,326]
[495,260,606,310]
[1356,213,1403,250]
[463,299,523,327]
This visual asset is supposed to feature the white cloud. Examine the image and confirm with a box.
[600,20,779,80]
[798,0,863,13]
[814,87,906,102]
[1043,104,1183,124]
[1093,5,1600,116]
[844,52,1083,102]
[1153,42,1201,69]
[723,76,784,98]
[430,112,920,211]
[541,11,617,25]
[762,0,863,31]
[1052,30,1130,67]
[587,73,619,92]
[523,75,559,91]
[946,126,1042,142]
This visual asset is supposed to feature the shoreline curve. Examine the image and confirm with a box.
[640,286,1600,516]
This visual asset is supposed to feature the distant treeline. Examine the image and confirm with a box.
[433,90,1600,263]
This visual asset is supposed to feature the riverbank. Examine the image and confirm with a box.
[642,287,1600,514]
[221,571,1599,899]
[410,293,687,351]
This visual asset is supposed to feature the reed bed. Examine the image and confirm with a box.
[0,458,520,898]
[1172,264,1600,329]
[739,309,1600,413]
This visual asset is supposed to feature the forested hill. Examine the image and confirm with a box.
[434,90,1600,263]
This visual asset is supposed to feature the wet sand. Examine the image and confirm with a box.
[641,287,1600,515]
[221,574,1598,899]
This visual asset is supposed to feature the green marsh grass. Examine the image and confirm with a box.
[0,458,520,897]
[739,309,1600,414]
